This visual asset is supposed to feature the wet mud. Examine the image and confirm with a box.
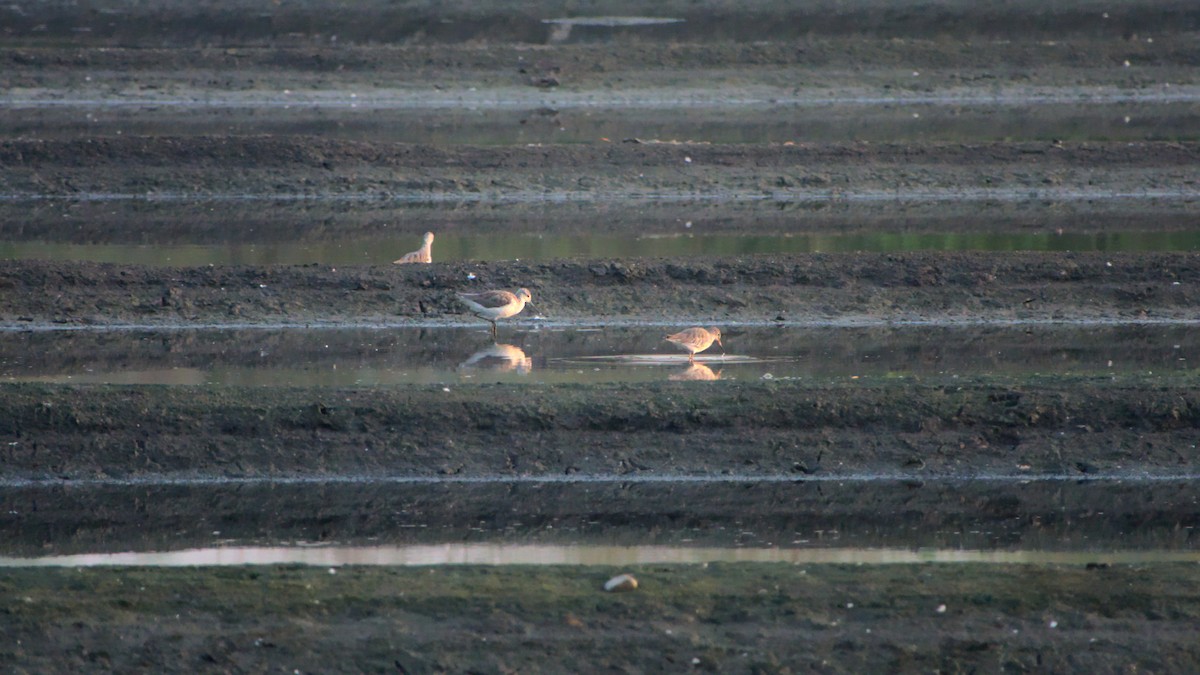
[3,251,1200,327]
[3,479,1197,557]
[4,563,1199,673]
[3,377,1199,481]
[4,0,1200,671]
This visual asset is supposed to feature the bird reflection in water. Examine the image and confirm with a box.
[668,363,721,381]
[458,343,533,375]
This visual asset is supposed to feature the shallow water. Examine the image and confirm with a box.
[4,545,1198,568]
[1,324,1193,386]
[5,229,1200,266]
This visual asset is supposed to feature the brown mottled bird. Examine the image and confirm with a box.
[393,232,435,264]
[664,327,723,362]
[457,287,533,337]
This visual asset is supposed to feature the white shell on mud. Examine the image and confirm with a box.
[604,573,639,592]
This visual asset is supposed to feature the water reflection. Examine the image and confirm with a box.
[2,544,1198,568]
[668,363,721,381]
[1,324,1195,386]
[459,343,533,375]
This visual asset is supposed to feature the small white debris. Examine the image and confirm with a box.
[604,573,638,592]
[684,221,693,228]
[1106,261,1113,267]
[846,602,854,609]
[691,658,701,665]
[761,373,774,380]
[1123,60,1131,67]
[328,568,337,575]
[1102,12,1109,18]
[912,112,920,118]
[912,71,920,76]
[1049,620,1058,628]
[259,284,267,288]
[1124,116,1131,123]
[936,604,947,613]
[684,156,692,163]
[467,273,477,280]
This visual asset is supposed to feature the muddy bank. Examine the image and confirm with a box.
[5,199,1198,246]
[2,377,1197,481]
[4,138,1198,200]
[3,480,1197,557]
[2,252,1197,327]
[4,563,1200,673]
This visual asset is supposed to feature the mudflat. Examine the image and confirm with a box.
[3,0,1200,671]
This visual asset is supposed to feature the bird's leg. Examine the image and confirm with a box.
[688,353,695,363]
[490,321,498,338]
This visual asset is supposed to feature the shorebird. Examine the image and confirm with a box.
[664,326,723,362]
[457,287,533,337]
[393,232,435,264]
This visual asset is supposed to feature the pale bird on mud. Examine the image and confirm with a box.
[457,287,533,338]
[393,231,435,264]
[664,326,723,363]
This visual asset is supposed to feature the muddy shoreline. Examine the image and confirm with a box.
[5,138,1198,199]
[2,252,1198,327]
[4,479,1198,557]
[2,377,1198,481]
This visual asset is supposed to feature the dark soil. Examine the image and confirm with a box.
[3,479,1198,557]
[2,376,1198,482]
[4,137,1197,199]
[3,251,1199,327]
[4,563,1200,673]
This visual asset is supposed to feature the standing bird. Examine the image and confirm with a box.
[664,326,723,362]
[457,287,533,338]
[393,232,435,264]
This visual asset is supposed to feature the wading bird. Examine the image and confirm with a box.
[664,326,723,362]
[457,287,533,338]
